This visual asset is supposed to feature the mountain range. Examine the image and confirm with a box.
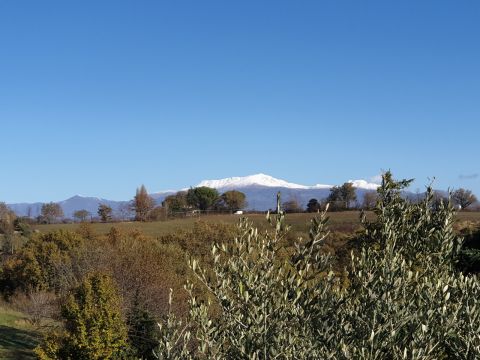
[7,173,384,218]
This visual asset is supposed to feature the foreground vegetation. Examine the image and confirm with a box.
[0,305,39,359]
[0,172,479,358]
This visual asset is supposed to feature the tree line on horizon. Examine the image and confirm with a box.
[0,184,478,226]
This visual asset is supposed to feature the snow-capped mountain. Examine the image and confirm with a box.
[197,173,377,191]
[197,173,316,190]
[192,173,380,210]
[7,173,382,217]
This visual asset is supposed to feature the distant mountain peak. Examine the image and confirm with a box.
[197,173,312,189]
[62,195,102,203]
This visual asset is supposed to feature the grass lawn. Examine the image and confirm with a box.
[0,306,39,359]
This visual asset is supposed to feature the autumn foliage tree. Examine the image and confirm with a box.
[0,202,16,233]
[452,188,478,210]
[73,209,90,222]
[41,202,64,223]
[282,198,303,213]
[133,185,155,221]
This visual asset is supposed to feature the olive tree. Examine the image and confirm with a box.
[155,173,480,359]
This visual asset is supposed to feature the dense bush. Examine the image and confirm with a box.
[158,221,238,260]
[155,173,480,359]
[0,230,84,296]
[80,227,190,317]
[35,272,130,359]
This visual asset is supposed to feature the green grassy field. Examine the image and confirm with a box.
[32,211,480,238]
[0,306,39,359]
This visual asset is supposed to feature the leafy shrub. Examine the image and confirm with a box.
[13,217,32,237]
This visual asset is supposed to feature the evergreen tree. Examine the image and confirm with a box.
[35,273,130,359]
[306,198,321,212]
[98,203,113,222]
[186,187,219,211]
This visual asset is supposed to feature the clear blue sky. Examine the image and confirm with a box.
[1,0,479,203]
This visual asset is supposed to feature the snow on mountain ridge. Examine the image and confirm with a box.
[197,173,379,190]
[197,173,313,189]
